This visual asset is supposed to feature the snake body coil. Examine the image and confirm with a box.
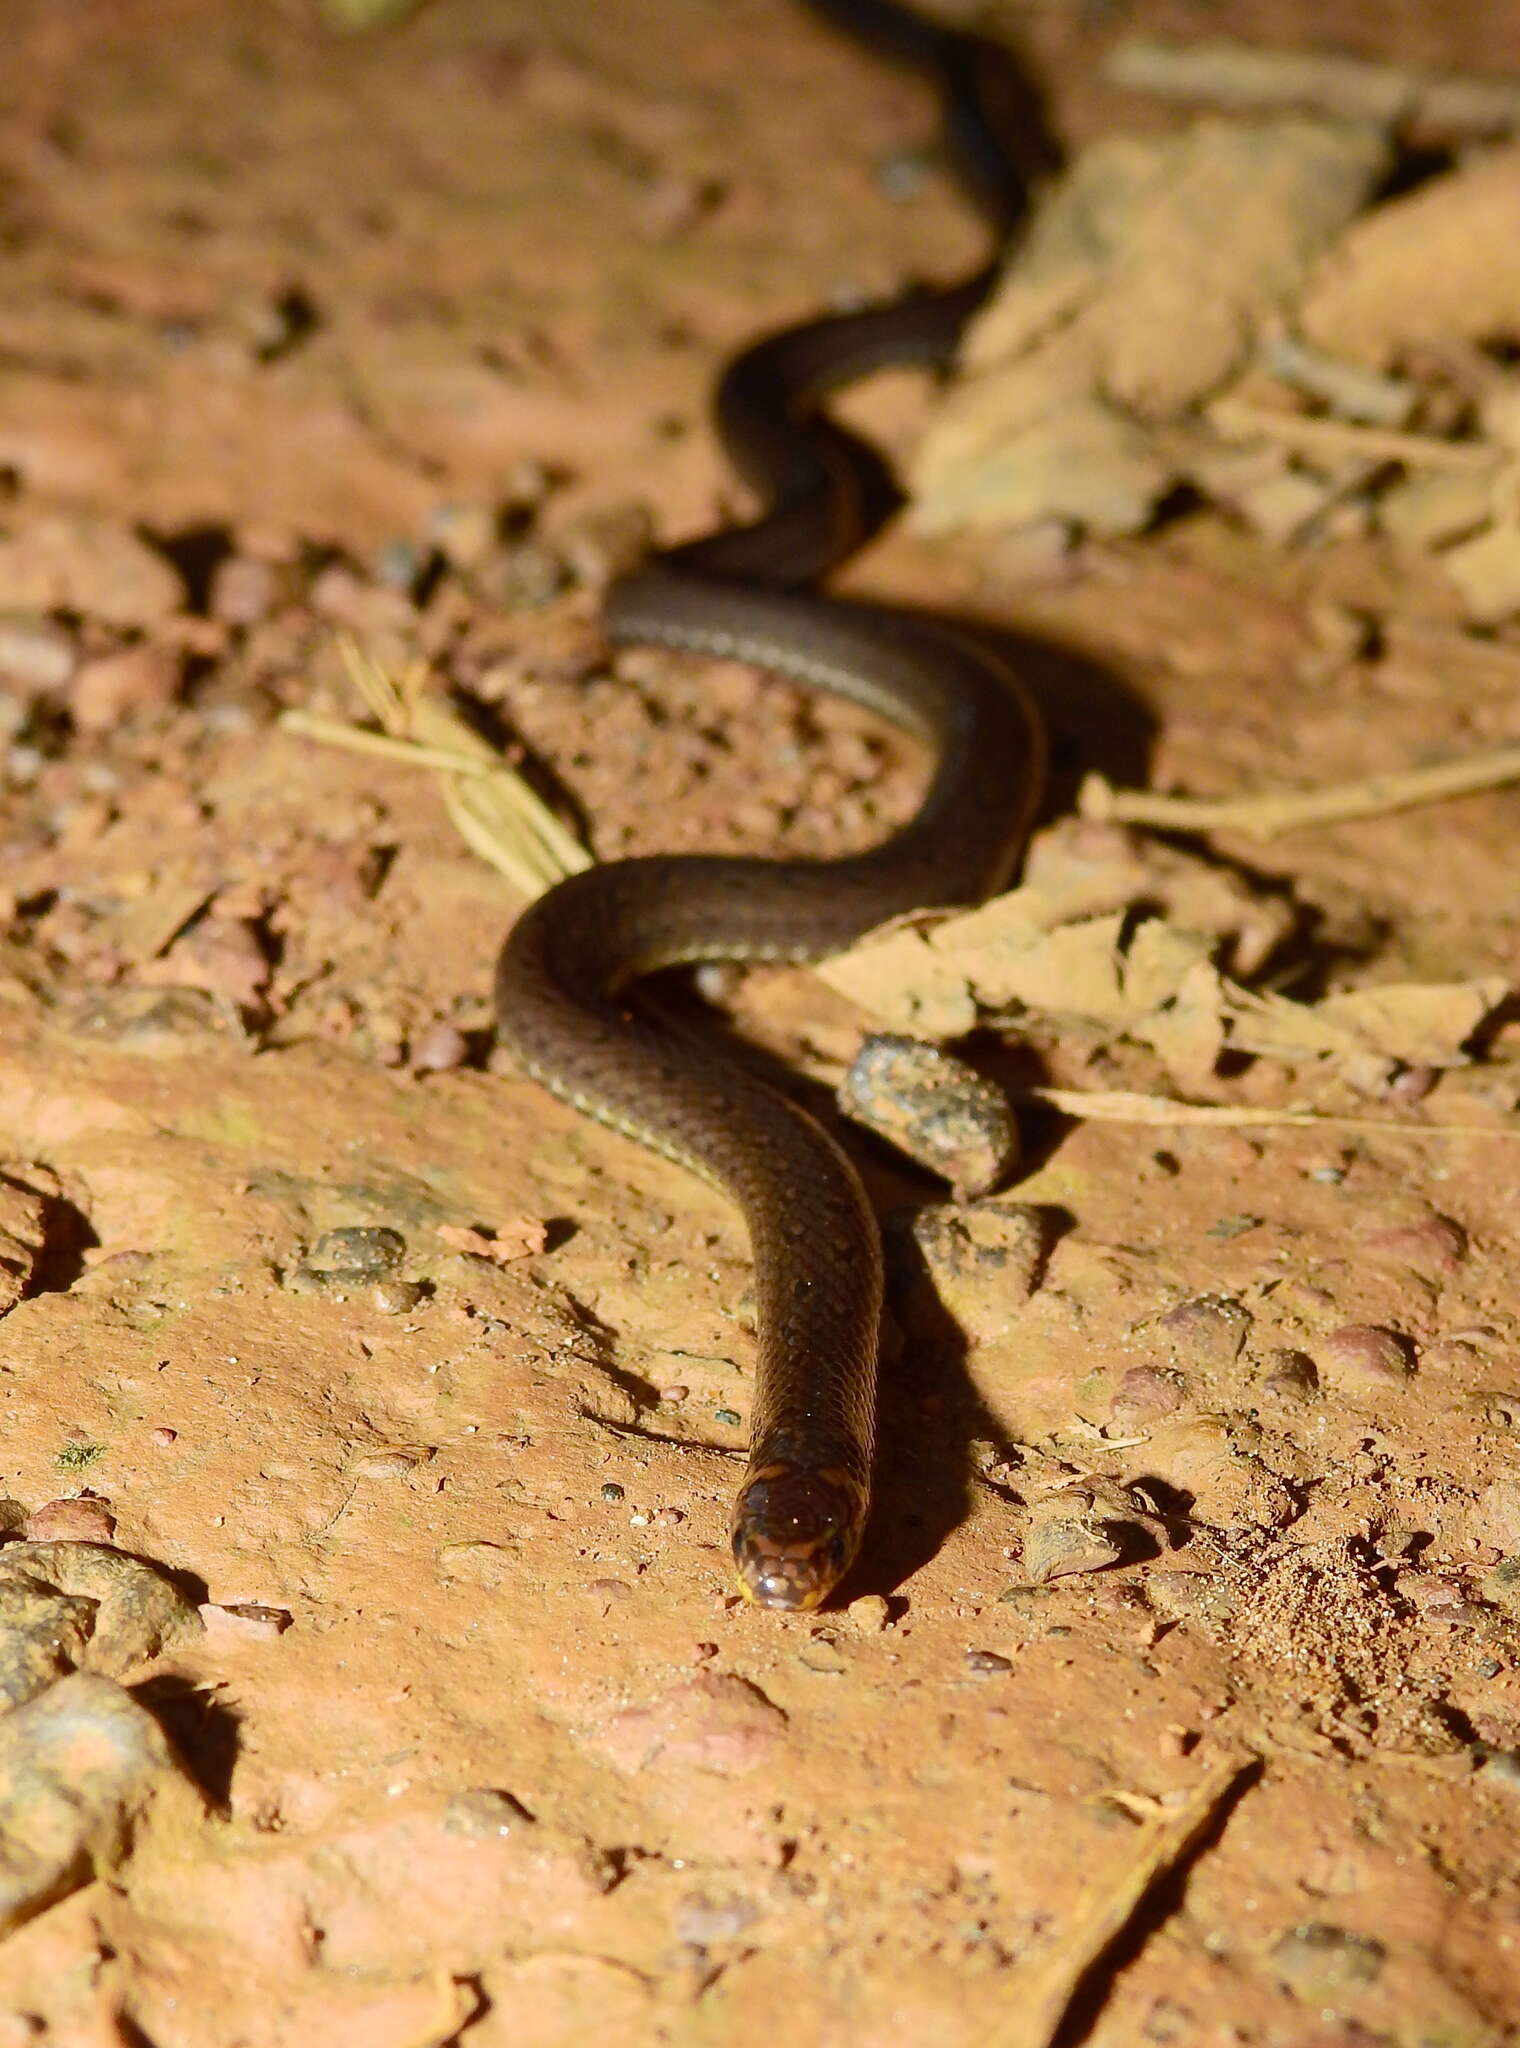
[494,0,1048,1608]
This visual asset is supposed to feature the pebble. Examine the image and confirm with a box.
[845,1593,892,1633]
[555,501,654,588]
[838,1033,1020,1196]
[659,1384,689,1404]
[1363,1213,1467,1276]
[1316,1323,1415,1388]
[427,500,500,571]
[0,1673,204,1934]
[70,644,182,731]
[1024,1494,1127,1586]
[654,1506,683,1528]
[1482,1559,1520,1615]
[313,1226,406,1276]
[964,1648,1014,1678]
[601,1482,626,1503]
[1156,1294,1252,1366]
[1460,1390,1520,1430]
[1109,1366,1184,1426]
[1258,1348,1319,1401]
[208,555,283,626]
[1465,1477,1520,1552]
[474,540,566,610]
[369,1278,423,1314]
[410,1021,470,1073]
[22,1497,116,1544]
[0,616,76,695]
[149,1427,178,1448]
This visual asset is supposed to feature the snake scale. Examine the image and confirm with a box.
[494,0,1049,1608]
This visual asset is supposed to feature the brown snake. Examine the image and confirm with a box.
[494,0,1049,1609]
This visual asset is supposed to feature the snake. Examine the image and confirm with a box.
[493,0,1049,1609]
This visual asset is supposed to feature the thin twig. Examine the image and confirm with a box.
[1078,744,1520,840]
[1024,1085,1520,1139]
[1207,396,1503,473]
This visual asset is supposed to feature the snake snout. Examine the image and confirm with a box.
[731,1463,863,1610]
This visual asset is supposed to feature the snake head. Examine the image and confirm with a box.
[731,1463,864,1610]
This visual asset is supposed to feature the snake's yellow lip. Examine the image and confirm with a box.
[737,1573,827,1612]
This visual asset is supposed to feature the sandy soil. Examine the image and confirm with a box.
[0,1,1517,2043]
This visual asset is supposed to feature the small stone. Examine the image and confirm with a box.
[1483,1558,1520,1614]
[198,1601,292,1640]
[556,501,654,588]
[1316,1323,1415,1388]
[1362,1213,1467,1276]
[149,1427,178,1448]
[1460,1389,1520,1429]
[1156,1294,1252,1366]
[964,1648,1013,1678]
[369,1278,423,1314]
[1109,1366,1184,1426]
[1466,1478,1520,1553]
[22,1498,116,1545]
[659,1385,689,1404]
[410,1021,470,1073]
[601,1482,626,1503]
[1258,1348,1318,1400]
[0,616,76,696]
[426,500,500,572]
[0,1671,206,1935]
[839,1033,1019,1196]
[207,555,283,626]
[69,644,182,731]
[313,1226,406,1276]
[654,1506,683,1528]
[1025,1494,1127,1586]
[844,1594,891,1633]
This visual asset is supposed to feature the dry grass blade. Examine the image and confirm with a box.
[1025,1085,1520,1139]
[1079,744,1520,840]
[278,636,590,898]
